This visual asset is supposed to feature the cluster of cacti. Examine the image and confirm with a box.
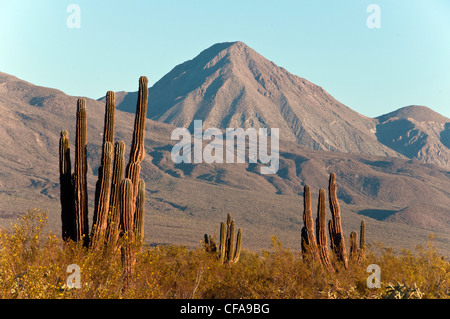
[58,76,149,283]
[205,214,242,264]
[349,220,365,263]
[301,173,365,271]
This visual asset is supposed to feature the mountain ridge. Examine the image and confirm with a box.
[104,41,449,170]
[1,42,450,255]
[107,41,404,158]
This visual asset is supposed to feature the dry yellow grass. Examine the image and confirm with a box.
[0,209,448,299]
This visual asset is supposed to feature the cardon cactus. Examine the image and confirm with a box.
[300,175,368,270]
[92,91,116,244]
[349,231,359,262]
[349,220,366,263]
[328,173,348,269]
[119,178,135,286]
[316,189,334,272]
[58,77,149,277]
[59,130,74,241]
[360,220,366,260]
[106,140,125,245]
[91,141,113,245]
[133,179,145,246]
[73,98,89,246]
[126,76,148,207]
[217,214,242,264]
[301,185,320,265]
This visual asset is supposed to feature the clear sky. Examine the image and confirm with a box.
[0,0,449,118]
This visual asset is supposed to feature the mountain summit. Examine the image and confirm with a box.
[114,41,400,157]
[376,105,450,170]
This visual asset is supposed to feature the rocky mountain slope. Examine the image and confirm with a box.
[376,105,450,171]
[109,41,401,158]
[1,41,450,256]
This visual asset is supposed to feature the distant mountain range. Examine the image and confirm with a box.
[104,41,450,171]
[1,41,450,255]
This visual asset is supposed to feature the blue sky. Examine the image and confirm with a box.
[0,0,449,118]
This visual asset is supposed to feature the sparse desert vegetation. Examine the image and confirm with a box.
[0,209,448,299]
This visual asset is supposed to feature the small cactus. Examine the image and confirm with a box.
[349,231,359,262]
[204,234,217,253]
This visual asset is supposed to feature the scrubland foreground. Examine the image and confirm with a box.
[0,209,448,299]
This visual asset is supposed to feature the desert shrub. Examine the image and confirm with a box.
[0,209,448,299]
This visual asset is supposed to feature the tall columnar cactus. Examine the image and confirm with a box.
[91,141,113,245]
[300,176,368,270]
[59,130,74,241]
[133,179,145,246]
[217,214,242,264]
[106,140,125,244]
[316,189,334,272]
[218,222,226,264]
[102,91,116,151]
[328,173,348,269]
[73,98,89,246]
[59,77,148,285]
[360,220,366,260]
[301,185,320,264]
[119,178,135,286]
[126,76,148,206]
[59,76,148,238]
[92,91,116,244]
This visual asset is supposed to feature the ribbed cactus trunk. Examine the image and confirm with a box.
[219,221,226,264]
[92,92,115,245]
[227,218,236,263]
[91,141,113,245]
[102,91,115,151]
[233,229,242,263]
[59,130,75,241]
[125,76,148,208]
[73,98,89,246]
[106,141,125,245]
[301,185,320,265]
[360,220,366,260]
[133,179,145,247]
[119,178,135,287]
[316,189,334,272]
[328,173,348,269]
